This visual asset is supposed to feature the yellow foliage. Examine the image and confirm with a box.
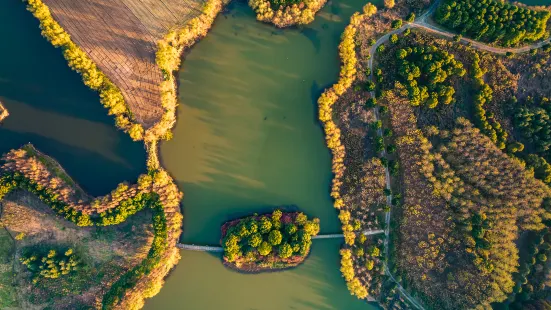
[149,0,224,146]
[248,0,327,28]
[24,0,142,140]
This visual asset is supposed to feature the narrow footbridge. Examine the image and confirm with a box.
[177,244,224,252]
[176,229,384,252]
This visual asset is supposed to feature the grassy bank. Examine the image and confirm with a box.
[0,146,182,309]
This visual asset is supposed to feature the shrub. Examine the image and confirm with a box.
[391,19,402,29]
[20,248,79,282]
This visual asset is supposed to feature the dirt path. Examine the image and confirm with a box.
[365,1,549,309]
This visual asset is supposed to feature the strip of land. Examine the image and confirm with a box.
[42,0,204,127]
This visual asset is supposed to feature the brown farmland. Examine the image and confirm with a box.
[42,0,204,127]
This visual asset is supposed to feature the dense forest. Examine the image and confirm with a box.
[435,0,550,47]
[374,27,551,309]
[395,45,465,108]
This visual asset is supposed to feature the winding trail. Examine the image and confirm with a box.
[365,1,549,309]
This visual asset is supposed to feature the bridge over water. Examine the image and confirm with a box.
[176,229,384,252]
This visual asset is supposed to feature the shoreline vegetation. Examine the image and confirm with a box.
[0,145,182,309]
[0,101,8,123]
[317,0,430,306]
[248,0,326,27]
[221,210,320,273]
[12,0,225,307]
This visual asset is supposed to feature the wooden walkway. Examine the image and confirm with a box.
[42,0,204,127]
[176,230,385,252]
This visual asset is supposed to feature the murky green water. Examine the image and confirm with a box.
[152,1,379,309]
[516,0,551,5]
[0,1,145,196]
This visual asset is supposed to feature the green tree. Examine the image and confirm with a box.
[285,223,298,235]
[259,216,272,234]
[366,260,374,270]
[248,233,262,248]
[365,81,376,92]
[278,242,293,259]
[268,230,283,246]
[258,241,272,256]
[391,19,403,29]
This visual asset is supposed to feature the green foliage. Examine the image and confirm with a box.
[366,260,374,270]
[365,81,376,92]
[222,210,319,264]
[406,13,415,23]
[435,0,550,47]
[278,243,293,258]
[268,0,301,10]
[525,154,551,184]
[0,172,91,226]
[507,141,525,153]
[367,245,380,257]
[258,241,272,256]
[259,216,272,234]
[515,103,551,155]
[0,169,171,310]
[248,233,263,248]
[390,34,399,44]
[365,97,377,108]
[20,248,79,282]
[391,19,403,29]
[396,45,465,108]
[376,44,386,53]
[268,230,283,246]
[24,0,142,140]
[471,53,507,149]
[102,196,167,309]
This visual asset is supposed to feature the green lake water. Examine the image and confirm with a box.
[0,1,145,196]
[151,0,380,309]
[516,0,551,5]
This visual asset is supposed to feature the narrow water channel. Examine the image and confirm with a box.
[152,0,380,309]
[0,1,145,196]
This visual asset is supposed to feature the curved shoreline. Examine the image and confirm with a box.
[0,145,182,309]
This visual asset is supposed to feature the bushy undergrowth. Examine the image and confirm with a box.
[20,248,79,283]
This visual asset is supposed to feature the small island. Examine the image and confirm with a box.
[221,210,320,272]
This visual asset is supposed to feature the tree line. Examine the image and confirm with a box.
[435,0,550,47]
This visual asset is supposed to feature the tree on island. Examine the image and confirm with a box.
[222,210,320,267]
